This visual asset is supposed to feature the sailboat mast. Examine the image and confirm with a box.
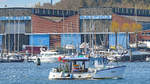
[83,18,87,53]
[91,19,94,53]
[135,4,138,48]
[8,9,10,54]
[126,32,128,49]
[17,17,20,52]
[13,13,16,52]
[115,32,117,49]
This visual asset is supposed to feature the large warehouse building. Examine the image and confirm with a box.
[0,7,150,53]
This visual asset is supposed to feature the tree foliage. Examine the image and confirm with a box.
[34,0,150,10]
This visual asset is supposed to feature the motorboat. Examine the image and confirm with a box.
[0,53,24,62]
[49,57,92,80]
[34,50,63,63]
[106,50,127,62]
[105,46,128,62]
[48,56,126,80]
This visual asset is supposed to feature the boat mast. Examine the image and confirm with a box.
[135,3,138,48]
[8,9,10,54]
[13,10,16,53]
[83,18,87,54]
[17,16,20,52]
[115,32,118,49]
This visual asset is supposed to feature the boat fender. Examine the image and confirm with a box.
[70,74,73,79]
[60,71,64,77]
[58,56,62,62]
[87,74,91,78]
[94,70,97,73]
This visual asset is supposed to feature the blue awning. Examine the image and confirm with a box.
[80,15,112,20]
[0,16,31,20]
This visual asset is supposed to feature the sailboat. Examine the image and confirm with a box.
[33,49,63,63]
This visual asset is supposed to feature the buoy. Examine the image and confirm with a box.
[36,58,41,66]
[58,56,62,62]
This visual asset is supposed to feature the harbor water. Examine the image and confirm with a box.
[0,62,150,84]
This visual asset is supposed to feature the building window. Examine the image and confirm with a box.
[148,32,150,36]
[54,10,57,16]
[123,8,126,14]
[140,10,143,16]
[43,9,45,14]
[142,32,145,36]
[145,32,150,36]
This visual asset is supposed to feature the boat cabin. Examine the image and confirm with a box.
[56,57,89,73]
[40,50,59,56]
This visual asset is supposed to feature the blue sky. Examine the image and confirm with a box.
[0,0,60,8]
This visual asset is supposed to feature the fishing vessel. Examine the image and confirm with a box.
[48,56,126,80]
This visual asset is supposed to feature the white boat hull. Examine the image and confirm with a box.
[49,72,92,80]
[48,65,126,80]
[34,56,60,63]
[93,66,126,79]
[38,57,58,63]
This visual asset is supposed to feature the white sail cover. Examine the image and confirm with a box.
[65,44,75,49]
[80,42,89,49]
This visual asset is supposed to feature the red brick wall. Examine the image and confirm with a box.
[112,14,135,26]
[31,15,79,33]
[112,14,139,32]
[50,35,61,48]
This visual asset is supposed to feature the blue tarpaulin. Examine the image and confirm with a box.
[109,33,129,49]
[61,34,81,48]
[141,23,150,30]
[0,35,2,51]
[29,34,50,48]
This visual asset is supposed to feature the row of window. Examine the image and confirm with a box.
[141,40,150,42]
[32,8,77,17]
[142,32,150,36]
[112,8,150,16]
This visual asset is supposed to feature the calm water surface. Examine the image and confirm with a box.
[0,62,150,84]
